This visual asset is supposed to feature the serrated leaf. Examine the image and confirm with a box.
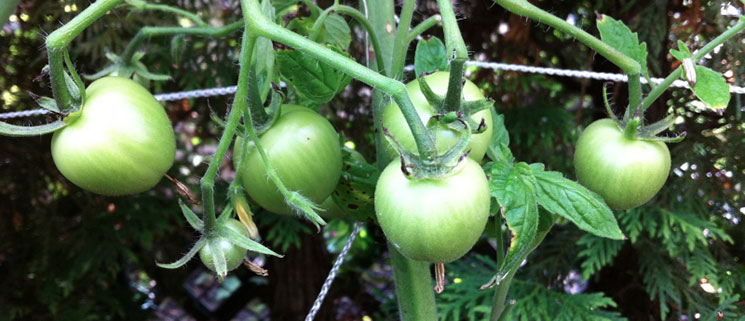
[323,14,351,50]
[276,48,351,103]
[486,161,539,278]
[597,14,649,78]
[691,65,730,110]
[414,37,448,76]
[330,148,379,221]
[530,164,624,239]
[486,107,514,163]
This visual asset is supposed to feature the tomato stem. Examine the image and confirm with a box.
[639,18,745,112]
[623,117,640,141]
[406,15,442,45]
[436,0,468,61]
[443,60,465,113]
[388,242,439,320]
[308,4,387,75]
[240,0,439,160]
[390,0,416,80]
[46,0,125,112]
[121,22,244,64]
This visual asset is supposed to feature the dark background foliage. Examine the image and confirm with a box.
[1,0,743,320]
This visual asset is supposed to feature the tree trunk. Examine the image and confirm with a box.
[267,227,336,321]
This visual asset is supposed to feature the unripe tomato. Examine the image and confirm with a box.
[574,119,671,210]
[383,72,493,161]
[51,77,176,196]
[234,105,342,215]
[199,219,249,272]
[374,158,491,263]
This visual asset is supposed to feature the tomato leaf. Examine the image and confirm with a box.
[485,107,514,164]
[276,48,351,103]
[596,13,649,78]
[414,37,448,76]
[691,65,730,110]
[331,148,379,221]
[530,164,625,240]
[669,40,691,62]
[486,161,539,279]
[323,14,352,50]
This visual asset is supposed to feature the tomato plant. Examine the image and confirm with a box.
[374,158,491,263]
[50,76,176,196]
[382,71,494,161]
[199,219,249,272]
[234,105,342,215]
[574,118,671,210]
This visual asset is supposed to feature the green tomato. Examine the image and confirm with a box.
[51,77,175,196]
[574,118,671,210]
[374,158,491,263]
[234,105,342,215]
[199,219,248,273]
[382,72,493,161]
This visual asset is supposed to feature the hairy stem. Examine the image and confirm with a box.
[406,15,441,45]
[388,242,439,320]
[640,18,745,112]
[390,0,416,80]
[436,0,467,59]
[46,0,124,111]
[241,0,438,160]
[121,21,244,63]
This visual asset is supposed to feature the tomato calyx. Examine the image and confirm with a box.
[157,200,281,278]
[417,72,493,135]
[602,86,685,144]
[384,111,472,179]
[85,51,171,87]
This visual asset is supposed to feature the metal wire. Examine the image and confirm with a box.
[2,62,743,120]
[305,222,363,321]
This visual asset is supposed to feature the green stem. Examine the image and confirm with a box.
[198,25,253,236]
[121,21,244,63]
[406,15,441,45]
[388,242,439,320]
[46,0,124,112]
[494,0,641,101]
[489,270,515,321]
[623,117,640,140]
[436,0,468,60]
[135,1,207,26]
[365,0,395,168]
[308,4,387,74]
[639,18,745,112]
[627,73,641,118]
[443,59,465,112]
[241,0,438,161]
[390,0,416,80]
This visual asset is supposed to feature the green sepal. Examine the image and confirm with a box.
[156,237,207,269]
[416,74,445,108]
[219,220,282,257]
[0,120,67,137]
[178,199,204,231]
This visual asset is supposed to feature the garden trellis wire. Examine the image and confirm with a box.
[1,61,744,119]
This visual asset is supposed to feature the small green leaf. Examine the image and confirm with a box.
[323,14,351,50]
[414,37,448,76]
[597,14,649,78]
[276,48,351,103]
[531,164,625,240]
[486,161,539,278]
[330,148,379,221]
[691,65,730,110]
[36,96,60,113]
[485,107,514,164]
[669,40,691,61]
[170,34,187,64]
